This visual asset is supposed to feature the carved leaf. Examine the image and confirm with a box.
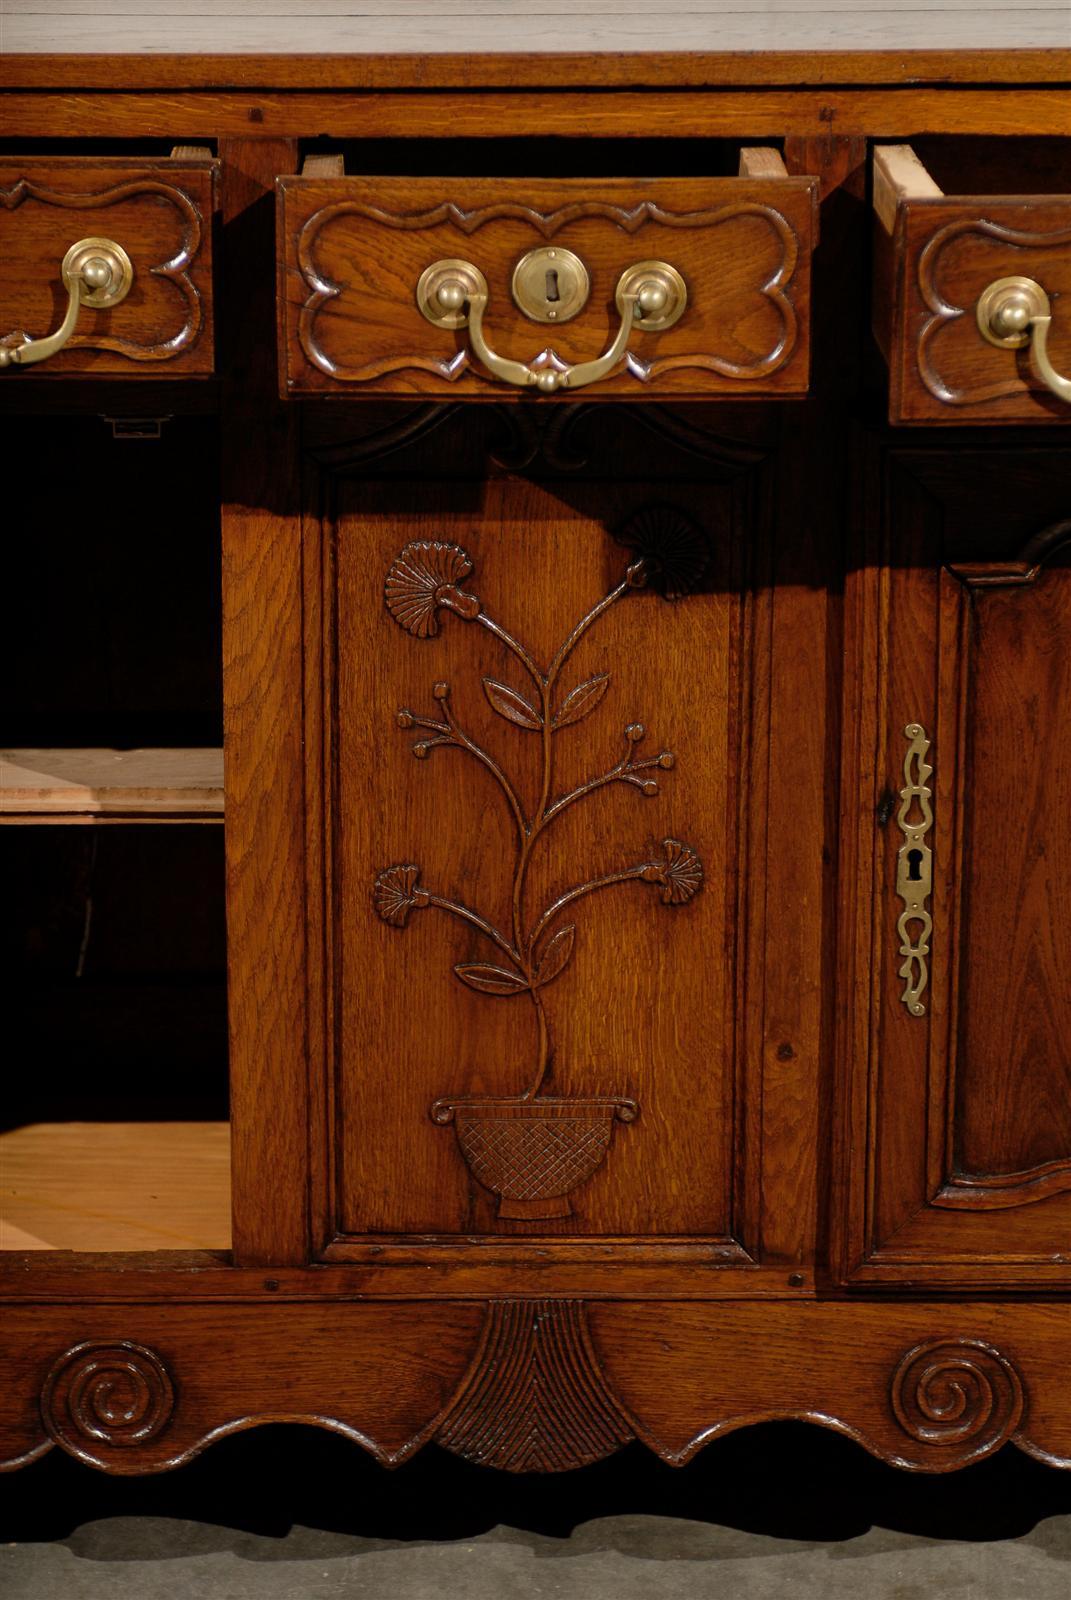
[554,673,610,729]
[534,924,576,988]
[482,678,542,730]
[454,963,530,995]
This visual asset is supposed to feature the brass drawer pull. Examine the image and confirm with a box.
[896,723,933,1017]
[416,256,687,392]
[0,236,133,370]
[977,276,1071,406]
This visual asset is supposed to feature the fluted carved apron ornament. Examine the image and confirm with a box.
[373,510,707,1219]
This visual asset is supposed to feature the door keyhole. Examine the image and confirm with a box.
[906,848,924,881]
[544,269,560,304]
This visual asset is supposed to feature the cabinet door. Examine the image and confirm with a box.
[838,445,1071,1285]
[291,402,823,1287]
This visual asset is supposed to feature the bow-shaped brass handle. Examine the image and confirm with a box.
[977,275,1071,405]
[0,236,134,370]
[416,257,687,392]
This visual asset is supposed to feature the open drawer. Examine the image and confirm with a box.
[0,153,217,376]
[277,151,818,399]
[873,144,1071,425]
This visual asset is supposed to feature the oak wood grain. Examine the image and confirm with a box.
[278,175,816,400]
[0,158,216,376]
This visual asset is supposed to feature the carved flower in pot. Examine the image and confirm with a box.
[373,522,707,1221]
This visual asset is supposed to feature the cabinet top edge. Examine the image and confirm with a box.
[3,48,1070,93]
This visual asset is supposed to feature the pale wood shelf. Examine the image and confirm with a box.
[0,1122,231,1252]
[0,748,224,824]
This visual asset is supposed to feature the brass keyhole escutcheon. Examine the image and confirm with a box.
[511,247,591,324]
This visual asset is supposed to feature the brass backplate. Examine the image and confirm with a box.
[511,247,591,325]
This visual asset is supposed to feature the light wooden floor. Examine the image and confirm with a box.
[0,1121,231,1251]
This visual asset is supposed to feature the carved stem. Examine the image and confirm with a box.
[424,894,521,966]
[524,987,551,1100]
[528,866,650,952]
[476,613,544,691]
[440,693,530,845]
[547,578,631,687]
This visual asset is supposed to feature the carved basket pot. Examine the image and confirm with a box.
[430,1096,638,1219]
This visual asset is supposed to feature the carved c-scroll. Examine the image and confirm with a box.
[41,1340,175,1462]
[295,197,802,387]
[891,1338,1025,1461]
[435,1299,635,1471]
[0,177,206,360]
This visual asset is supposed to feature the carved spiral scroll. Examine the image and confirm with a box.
[891,1339,1024,1458]
[41,1341,175,1455]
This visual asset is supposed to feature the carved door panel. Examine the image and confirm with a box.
[303,407,776,1265]
[838,445,1071,1285]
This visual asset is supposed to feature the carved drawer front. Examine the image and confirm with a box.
[0,155,217,375]
[277,156,818,399]
[873,145,1071,424]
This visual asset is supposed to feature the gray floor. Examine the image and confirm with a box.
[4,1426,1070,1599]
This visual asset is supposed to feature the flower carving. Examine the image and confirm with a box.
[615,506,712,600]
[385,542,481,638]
[642,839,704,905]
[373,864,430,927]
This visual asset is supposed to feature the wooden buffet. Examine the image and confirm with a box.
[1,42,1070,1478]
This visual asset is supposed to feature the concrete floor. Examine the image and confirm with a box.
[3,1424,1070,1599]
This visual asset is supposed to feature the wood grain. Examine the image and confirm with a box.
[0,748,224,821]
[5,88,1071,141]
[279,175,816,399]
[2,48,1070,88]
[0,1123,230,1251]
[5,14,1071,55]
[0,158,216,376]
[220,136,307,1266]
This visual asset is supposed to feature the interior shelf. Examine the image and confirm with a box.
[0,748,224,824]
[0,1121,231,1251]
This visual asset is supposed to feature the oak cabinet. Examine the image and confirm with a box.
[2,60,1071,1484]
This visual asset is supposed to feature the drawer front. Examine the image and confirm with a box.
[0,158,217,375]
[277,175,817,399]
[877,195,1071,424]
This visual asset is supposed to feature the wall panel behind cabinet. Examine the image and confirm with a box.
[305,410,776,1250]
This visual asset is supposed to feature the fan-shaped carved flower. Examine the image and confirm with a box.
[615,506,712,600]
[385,542,481,638]
[373,864,430,927]
[641,839,704,905]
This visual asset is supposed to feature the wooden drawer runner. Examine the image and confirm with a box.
[0,156,217,376]
[277,157,818,399]
[873,144,1071,424]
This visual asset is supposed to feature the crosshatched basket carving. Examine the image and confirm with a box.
[431,1097,638,1219]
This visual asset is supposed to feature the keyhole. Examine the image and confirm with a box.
[906,848,924,882]
[544,269,560,304]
